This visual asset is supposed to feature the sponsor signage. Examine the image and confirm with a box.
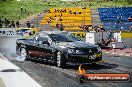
[77,65,130,83]
[0,28,15,37]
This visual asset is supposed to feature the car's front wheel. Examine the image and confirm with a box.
[56,51,66,68]
[20,48,27,61]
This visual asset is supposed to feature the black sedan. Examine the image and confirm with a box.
[16,31,102,68]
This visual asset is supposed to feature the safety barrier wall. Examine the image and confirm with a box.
[98,7,132,30]
[0,28,15,37]
[16,28,39,37]
[121,32,132,38]
[71,32,86,38]
[71,32,132,39]
[0,28,39,38]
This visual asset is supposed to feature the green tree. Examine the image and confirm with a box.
[127,0,132,4]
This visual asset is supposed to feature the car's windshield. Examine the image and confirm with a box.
[49,33,81,42]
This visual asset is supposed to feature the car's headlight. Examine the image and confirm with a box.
[68,49,75,53]
[75,50,83,54]
[68,49,83,54]
[97,47,102,52]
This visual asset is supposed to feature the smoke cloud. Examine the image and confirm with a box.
[0,37,17,60]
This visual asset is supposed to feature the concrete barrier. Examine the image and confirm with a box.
[0,54,42,87]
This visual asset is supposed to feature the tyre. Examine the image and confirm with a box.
[56,51,66,68]
[76,74,85,84]
[20,48,27,61]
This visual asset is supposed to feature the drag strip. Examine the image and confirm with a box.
[1,37,132,87]
[11,53,132,87]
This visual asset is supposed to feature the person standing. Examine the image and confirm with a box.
[0,19,2,28]
[31,21,34,28]
[16,21,20,28]
[27,21,31,28]
[9,20,15,28]
[21,7,23,16]
[60,24,64,31]
[4,18,7,27]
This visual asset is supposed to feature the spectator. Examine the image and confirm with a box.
[60,9,62,12]
[49,17,52,23]
[56,23,59,29]
[6,19,10,27]
[88,25,95,32]
[47,10,50,13]
[27,21,31,28]
[21,7,23,15]
[64,9,66,12]
[79,12,81,14]
[69,10,72,14]
[31,21,34,28]
[55,9,57,12]
[97,27,102,32]
[108,30,112,39]
[56,14,62,24]
[0,19,2,28]
[74,12,76,15]
[60,18,62,21]
[100,27,105,32]
[85,25,89,32]
[97,39,111,48]
[60,24,64,31]
[93,26,98,32]
[25,9,27,13]
[9,20,15,28]
[16,21,20,28]
[47,17,52,24]
[82,25,86,32]
[4,18,8,27]
[97,26,105,32]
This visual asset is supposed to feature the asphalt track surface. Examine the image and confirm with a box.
[0,37,132,87]
[10,53,132,87]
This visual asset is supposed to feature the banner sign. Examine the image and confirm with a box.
[0,28,15,37]
[77,65,130,83]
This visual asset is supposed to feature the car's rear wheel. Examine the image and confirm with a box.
[57,51,65,68]
[76,74,85,84]
[20,48,27,61]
